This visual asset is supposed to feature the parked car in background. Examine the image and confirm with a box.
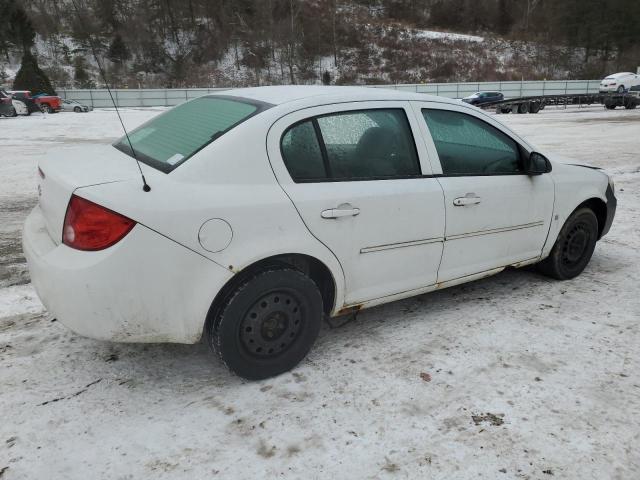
[23,86,616,380]
[60,99,93,113]
[462,91,504,106]
[0,90,17,117]
[8,90,62,113]
[599,72,640,93]
[4,90,38,115]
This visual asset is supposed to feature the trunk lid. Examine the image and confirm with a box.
[37,145,142,244]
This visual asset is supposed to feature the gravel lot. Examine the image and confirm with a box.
[1,105,639,479]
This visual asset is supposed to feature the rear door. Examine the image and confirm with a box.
[412,101,554,282]
[267,101,445,305]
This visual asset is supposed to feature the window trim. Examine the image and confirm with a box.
[280,107,422,183]
[421,107,526,177]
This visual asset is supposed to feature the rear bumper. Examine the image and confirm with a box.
[600,183,617,238]
[23,206,233,343]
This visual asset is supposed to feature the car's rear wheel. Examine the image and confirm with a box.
[538,208,598,280]
[74,106,82,113]
[206,267,323,380]
[617,85,625,94]
[517,102,529,114]
[529,101,541,113]
[40,103,52,113]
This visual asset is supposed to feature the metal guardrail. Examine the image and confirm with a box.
[56,80,602,108]
[370,80,603,98]
[56,87,230,108]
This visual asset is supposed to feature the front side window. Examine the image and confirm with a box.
[114,96,265,173]
[422,109,521,175]
[281,108,420,182]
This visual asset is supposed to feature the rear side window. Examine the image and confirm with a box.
[422,109,521,175]
[281,121,327,181]
[281,109,420,182]
[114,96,266,173]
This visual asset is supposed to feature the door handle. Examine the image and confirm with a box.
[321,205,360,219]
[453,194,481,206]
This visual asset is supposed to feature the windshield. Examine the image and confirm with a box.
[114,96,267,173]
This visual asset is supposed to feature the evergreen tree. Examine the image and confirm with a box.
[108,34,130,64]
[8,5,36,53]
[73,56,93,88]
[13,50,56,94]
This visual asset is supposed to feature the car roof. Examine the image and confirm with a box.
[606,72,634,77]
[216,85,458,107]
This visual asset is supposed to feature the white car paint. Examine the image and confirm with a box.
[599,72,640,93]
[22,86,615,344]
[11,99,29,115]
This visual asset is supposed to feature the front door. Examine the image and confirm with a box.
[267,101,445,305]
[413,102,554,282]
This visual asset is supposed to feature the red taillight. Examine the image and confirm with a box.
[62,195,135,251]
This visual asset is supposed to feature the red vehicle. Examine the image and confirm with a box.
[8,90,62,113]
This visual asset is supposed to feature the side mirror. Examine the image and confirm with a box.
[525,152,552,175]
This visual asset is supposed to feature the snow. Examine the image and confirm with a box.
[412,29,485,43]
[1,105,639,479]
[0,285,42,318]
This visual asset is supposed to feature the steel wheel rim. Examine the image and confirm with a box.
[239,290,304,358]
[561,223,591,267]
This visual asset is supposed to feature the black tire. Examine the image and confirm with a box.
[499,106,512,114]
[40,103,52,113]
[624,101,637,110]
[74,106,82,113]
[206,267,323,380]
[517,102,529,114]
[605,102,616,110]
[529,102,541,114]
[537,208,598,280]
[617,85,625,94]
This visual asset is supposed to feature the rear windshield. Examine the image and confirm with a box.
[113,96,267,173]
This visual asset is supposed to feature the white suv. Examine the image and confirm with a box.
[23,86,616,379]
[599,72,640,93]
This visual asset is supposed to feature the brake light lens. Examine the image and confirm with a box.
[63,195,135,251]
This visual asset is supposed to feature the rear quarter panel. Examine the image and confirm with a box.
[76,116,347,313]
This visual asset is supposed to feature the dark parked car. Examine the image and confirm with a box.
[462,91,504,106]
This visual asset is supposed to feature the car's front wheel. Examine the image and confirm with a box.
[206,267,323,380]
[538,208,598,280]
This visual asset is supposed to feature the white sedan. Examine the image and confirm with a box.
[23,86,617,379]
[599,72,640,93]
[60,99,93,113]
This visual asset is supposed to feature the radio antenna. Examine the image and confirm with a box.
[69,0,150,192]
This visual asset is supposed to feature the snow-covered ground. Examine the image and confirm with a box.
[412,29,485,43]
[1,105,639,479]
